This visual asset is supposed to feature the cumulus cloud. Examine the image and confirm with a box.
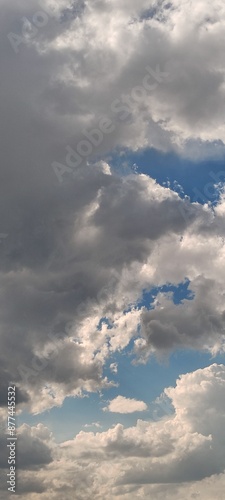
[0,423,53,472]
[0,169,225,414]
[0,364,223,499]
[0,164,210,414]
[103,395,148,413]
[136,275,225,359]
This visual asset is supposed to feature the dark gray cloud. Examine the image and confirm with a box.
[137,276,225,357]
[0,425,53,471]
[0,382,29,408]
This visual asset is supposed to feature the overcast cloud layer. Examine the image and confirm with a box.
[1,0,225,498]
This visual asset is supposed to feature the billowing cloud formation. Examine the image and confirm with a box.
[1,0,225,496]
[0,364,224,499]
[0,169,224,414]
[1,0,225,415]
[137,274,225,358]
[2,0,225,179]
[103,395,148,413]
[0,166,224,414]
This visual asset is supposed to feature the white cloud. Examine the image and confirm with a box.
[83,422,102,429]
[103,396,148,413]
[110,362,118,374]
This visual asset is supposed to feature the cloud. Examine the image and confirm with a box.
[58,364,225,495]
[83,422,102,429]
[103,396,148,413]
[1,0,225,415]
[1,364,224,499]
[0,165,210,414]
[0,170,224,414]
[109,362,118,374]
[1,0,225,494]
[136,275,225,358]
[0,423,53,471]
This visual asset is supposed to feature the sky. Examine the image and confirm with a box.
[1,0,225,499]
